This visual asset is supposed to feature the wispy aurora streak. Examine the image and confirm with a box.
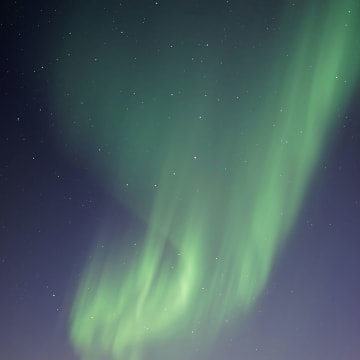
[53,1,359,359]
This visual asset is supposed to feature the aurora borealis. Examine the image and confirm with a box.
[2,0,360,359]
[48,1,360,359]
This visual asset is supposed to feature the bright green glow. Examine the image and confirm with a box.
[52,1,359,359]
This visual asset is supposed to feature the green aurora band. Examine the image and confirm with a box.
[52,1,359,359]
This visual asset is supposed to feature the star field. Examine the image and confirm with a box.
[1,1,360,360]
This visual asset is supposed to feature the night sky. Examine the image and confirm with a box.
[1,1,360,359]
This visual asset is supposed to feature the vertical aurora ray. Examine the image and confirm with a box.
[52,1,360,359]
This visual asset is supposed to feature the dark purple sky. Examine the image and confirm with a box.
[1,1,360,359]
